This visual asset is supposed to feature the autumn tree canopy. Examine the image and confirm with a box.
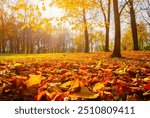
[0,0,149,54]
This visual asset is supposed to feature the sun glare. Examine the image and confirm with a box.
[44,6,63,18]
[42,0,63,18]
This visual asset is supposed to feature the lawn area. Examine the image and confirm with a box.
[0,51,150,101]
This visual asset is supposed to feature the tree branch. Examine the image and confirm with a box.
[119,0,130,15]
[141,12,150,26]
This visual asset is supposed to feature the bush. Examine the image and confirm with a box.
[144,45,150,50]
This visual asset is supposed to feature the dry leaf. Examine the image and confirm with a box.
[69,79,80,92]
[14,63,22,67]
[61,81,72,89]
[69,87,99,99]
[93,82,104,92]
[144,77,150,83]
[26,75,42,87]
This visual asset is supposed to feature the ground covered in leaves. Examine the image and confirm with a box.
[0,51,150,101]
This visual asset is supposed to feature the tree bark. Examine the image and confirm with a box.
[129,0,139,50]
[105,0,111,52]
[10,39,13,53]
[2,39,6,53]
[83,9,89,53]
[0,42,1,53]
[112,0,121,57]
[99,0,111,52]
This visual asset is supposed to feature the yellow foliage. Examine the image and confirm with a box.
[21,23,29,30]
[19,0,24,2]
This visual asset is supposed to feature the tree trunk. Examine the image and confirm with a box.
[112,0,121,57]
[0,42,1,53]
[129,0,139,50]
[10,39,13,53]
[105,0,111,52]
[2,39,6,53]
[100,0,111,52]
[30,38,34,53]
[83,9,89,53]
[16,38,20,53]
[105,25,110,52]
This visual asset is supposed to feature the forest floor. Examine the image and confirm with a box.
[0,51,150,101]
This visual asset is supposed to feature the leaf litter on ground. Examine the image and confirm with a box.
[0,51,150,101]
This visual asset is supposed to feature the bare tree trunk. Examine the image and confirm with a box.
[83,9,89,53]
[112,0,121,57]
[16,37,20,53]
[22,33,25,53]
[0,42,1,53]
[129,0,139,50]
[2,39,6,53]
[105,0,111,52]
[99,0,111,52]
[10,39,13,53]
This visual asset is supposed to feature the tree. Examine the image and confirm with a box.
[99,0,111,52]
[50,0,97,53]
[129,0,139,50]
[141,0,150,27]
[122,22,148,50]
[122,26,132,50]
[112,0,121,57]
[137,22,148,50]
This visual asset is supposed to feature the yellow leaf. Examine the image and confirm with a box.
[26,75,42,87]
[114,69,126,75]
[69,79,80,92]
[14,63,22,67]
[96,60,103,69]
[144,77,150,83]
[42,5,46,11]
[48,85,62,93]
[17,14,23,20]
[19,0,24,2]
[61,81,72,89]
[36,6,39,11]
[21,24,29,30]
[69,87,99,99]
[93,82,104,92]
[38,12,42,17]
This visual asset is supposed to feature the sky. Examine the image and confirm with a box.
[41,0,64,18]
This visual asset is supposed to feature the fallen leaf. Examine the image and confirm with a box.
[53,93,68,101]
[46,92,57,100]
[35,90,47,101]
[61,81,72,89]
[114,69,126,75]
[93,82,104,92]
[0,87,3,96]
[143,90,150,96]
[69,79,80,92]
[14,63,22,67]
[126,94,137,101]
[69,87,99,99]
[143,83,150,90]
[26,75,42,87]
[144,77,150,83]
[47,85,62,93]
